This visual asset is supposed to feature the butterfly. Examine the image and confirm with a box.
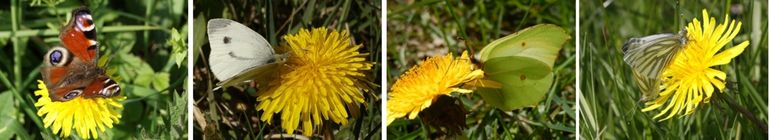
[41,7,120,102]
[206,18,287,87]
[622,30,687,101]
[473,24,567,110]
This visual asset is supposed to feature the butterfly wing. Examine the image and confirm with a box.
[42,8,119,102]
[82,76,121,98]
[42,46,104,101]
[44,74,119,101]
[207,18,276,81]
[42,46,82,101]
[60,7,99,63]
[622,32,686,101]
[217,62,281,88]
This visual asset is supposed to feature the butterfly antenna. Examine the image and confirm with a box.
[463,37,484,66]
[463,37,476,56]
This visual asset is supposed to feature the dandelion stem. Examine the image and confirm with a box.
[715,91,767,133]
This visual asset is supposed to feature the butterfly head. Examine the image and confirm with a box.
[621,38,641,53]
[677,29,688,45]
[271,53,290,63]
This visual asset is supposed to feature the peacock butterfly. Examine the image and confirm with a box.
[41,7,120,102]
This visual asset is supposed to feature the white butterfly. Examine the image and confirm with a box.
[207,18,286,87]
[622,30,687,101]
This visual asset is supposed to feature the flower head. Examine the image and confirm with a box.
[642,9,749,120]
[34,80,125,139]
[386,51,486,125]
[255,27,373,136]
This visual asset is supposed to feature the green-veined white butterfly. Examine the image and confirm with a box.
[207,18,287,87]
[622,30,687,101]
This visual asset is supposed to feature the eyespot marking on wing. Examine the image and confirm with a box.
[64,88,83,100]
[50,50,64,65]
[224,36,231,44]
[45,46,72,67]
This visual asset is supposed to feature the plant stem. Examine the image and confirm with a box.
[715,91,767,133]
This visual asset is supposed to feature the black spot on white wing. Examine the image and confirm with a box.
[228,52,259,60]
[224,36,231,44]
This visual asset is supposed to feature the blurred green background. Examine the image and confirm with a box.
[191,0,381,139]
[579,0,768,139]
[387,0,576,139]
[0,0,187,139]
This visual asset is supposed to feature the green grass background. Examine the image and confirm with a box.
[191,0,381,139]
[0,0,188,139]
[387,0,576,139]
[579,0,768,139]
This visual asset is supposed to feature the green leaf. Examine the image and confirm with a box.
[0,114,29,140]
[152,72,170,91]
[116,53,156,87]
[168,91,187,139]
[0,91,29,140]
[104,31,138,54]
[477,56,554,110]
[168,27,188,68]
[123,84,157,99]
[193,15,208,64]
[476,24,568,110]
[0,91,17,118]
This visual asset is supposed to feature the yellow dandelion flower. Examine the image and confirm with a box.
[255,27,373,136]
[642,9,749,120]
[34,80,125,139]
[386,51,486,125]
